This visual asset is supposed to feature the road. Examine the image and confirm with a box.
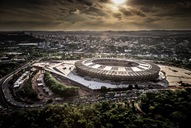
[0,77,10,108]
[0,58,42,109]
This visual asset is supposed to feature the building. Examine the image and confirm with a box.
[14,71,30,88]
[75,58,160,82]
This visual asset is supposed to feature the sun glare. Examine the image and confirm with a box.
[112,0,126,5]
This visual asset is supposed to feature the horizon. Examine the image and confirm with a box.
[1,29,191,32]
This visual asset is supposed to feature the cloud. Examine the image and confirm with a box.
[127,0,191,6]
[83,6,108,16]
[70,9,80,14]
[113,13,122,20]
[0,0,191,30]
[119,10,133,17]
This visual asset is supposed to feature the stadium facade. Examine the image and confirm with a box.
[75,58,160,82]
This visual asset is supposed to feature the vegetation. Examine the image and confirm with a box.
[140,89,191,128]
[0,32,44,42]
[10,68,39,102]
[100,86,108,93]
[44,72,78,97]
[178,81,191,87]
[22,77,38,101]
[0,89,191,128]
[154,59,191,70]
[9,68,26,85]
[0,63,19,78]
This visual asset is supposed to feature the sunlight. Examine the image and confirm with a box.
[111,0,126,5]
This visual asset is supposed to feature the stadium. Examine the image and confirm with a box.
[75,58,160,82]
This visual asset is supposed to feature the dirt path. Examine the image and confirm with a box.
[31,70,55,102]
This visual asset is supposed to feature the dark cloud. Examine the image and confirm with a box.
[119,7,146,17]
[153,3,191,17]
[127,0,191,6]
[83,6,108,16]
[122,10,133,17]
[130,9,146,17]
[113,13,122,20]
[76,0,93,6]
[0,0,191,30]
[119,8,133,17]
[127,0,191,16]
[0,0,53,7]
[143,18,161,23]
[138,6,158,13]
[0,20,61,30]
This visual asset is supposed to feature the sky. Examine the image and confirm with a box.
[0,0,191,31]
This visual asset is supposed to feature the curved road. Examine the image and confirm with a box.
[0,59,42,109]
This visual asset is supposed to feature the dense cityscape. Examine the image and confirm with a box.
[1,31,191,69]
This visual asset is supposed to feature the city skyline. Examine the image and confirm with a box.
[0,0,191,30]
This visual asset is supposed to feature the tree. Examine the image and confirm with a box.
[135,84,139,89]
[128,84,133,90]
[101,86,107,93]
[47,99,53,103]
